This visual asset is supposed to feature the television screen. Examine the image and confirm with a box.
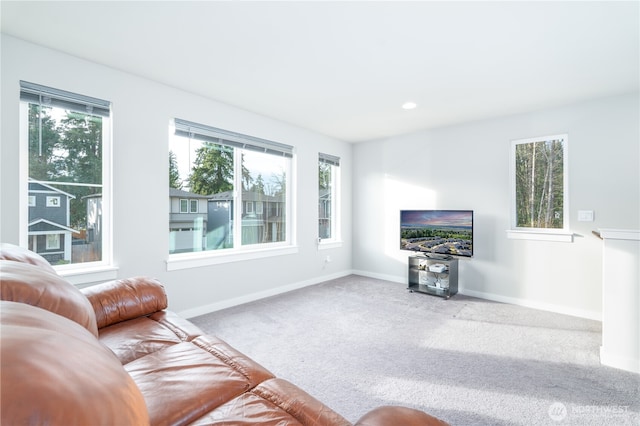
[400,210,473,257]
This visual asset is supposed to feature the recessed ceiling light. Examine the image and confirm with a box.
[402,102,417,110]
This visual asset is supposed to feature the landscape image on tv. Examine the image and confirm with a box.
[400,210,473,257]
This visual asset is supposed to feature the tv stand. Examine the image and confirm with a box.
[407,255,458,299]
[425,253,452,261]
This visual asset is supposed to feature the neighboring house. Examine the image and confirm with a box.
[77,193,103,263]
[319,188,331,239]
[169,188,211,253]
[210,190,286,245]
[82,193,102,244]
[169,188,286,253]
[28,179,77,264]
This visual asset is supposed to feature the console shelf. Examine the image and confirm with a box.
[407,255,458,299]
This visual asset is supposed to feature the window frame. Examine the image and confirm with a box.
[46,196,60,207]
[167,119,297,270]
[19,81,117,282]
[46,234,61,250]
[189,199,198,214]
[318,153,342,249]
[507,134,572,242]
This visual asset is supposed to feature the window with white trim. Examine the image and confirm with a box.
[180,199,189,213]
[318,153,340,241]
[46,234,60,250]
[510,134,569,238]
[20,81,111,266]
[168,119,293,255]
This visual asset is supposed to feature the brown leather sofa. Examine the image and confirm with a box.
[0,243,448,426]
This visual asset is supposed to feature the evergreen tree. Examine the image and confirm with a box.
[57,111,103,228]
[28,105,62,180]
[188,143,234,195]
[169,150,182,189]
[251,174,266,195]
[241,153,252,191]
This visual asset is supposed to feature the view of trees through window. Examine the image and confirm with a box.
[25,103,105,264]
[318,153,339,241]
[318,160,333,239]
[514,136,566,229]
[169,130,289,254]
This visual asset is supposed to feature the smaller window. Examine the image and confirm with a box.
[28,196,36,207]
[46,234,60,250]
[46,196,60,207]
[509,134,569,240]
[246,202,254,214]
[180,199,188,213]
[256,201,263,215]
[190,199,198,213]
[318,153,340,241]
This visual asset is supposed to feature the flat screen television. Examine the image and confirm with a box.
[400,210,473,258]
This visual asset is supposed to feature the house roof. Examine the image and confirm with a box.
[28,179,76,199]
[209,191,283,202]
[169,188,213,199]
[28,218,77,234]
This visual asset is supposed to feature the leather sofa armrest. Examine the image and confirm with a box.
[355,406,449,426]
[82,277,168,329]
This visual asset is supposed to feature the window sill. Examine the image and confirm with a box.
[597,229,640,241]
[506,229,574,243]
[318,240,343,250]
[166,245,299,271]
[56,265,119,287]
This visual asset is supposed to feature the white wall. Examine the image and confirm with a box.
[0,35,352,315]
[3,35,638,321]
[353,92,639,319]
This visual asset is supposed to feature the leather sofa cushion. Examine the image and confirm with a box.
[355,406,450,426]
[0,260,99,337]
[98,310,205,364]
[125,335,274,426]
[98,315,185,364]
[189,378,351,426]
[0,301,149,425]
[0,242,56,273]
[82,276,168,328]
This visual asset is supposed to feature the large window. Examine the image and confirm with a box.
[169,119,293,256]
[510,134,568,237]
[20,81,111,266]
[318,153,340,242]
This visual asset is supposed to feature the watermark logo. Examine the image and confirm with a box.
[548,402,568,422]
[548,402,630,423]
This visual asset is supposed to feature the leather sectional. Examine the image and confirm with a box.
[0,243,448,425]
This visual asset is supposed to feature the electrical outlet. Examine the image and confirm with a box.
[578,210,594,222]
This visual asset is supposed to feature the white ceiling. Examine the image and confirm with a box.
[2,1,638,142]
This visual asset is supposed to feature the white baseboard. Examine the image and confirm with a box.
[459,287,602,322]
[353,269,602,321]
[178,269,602,322]
[600,346,640,374]
[177,270,352,319]
[351,269,405,284]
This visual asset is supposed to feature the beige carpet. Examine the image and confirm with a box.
[191,275,640,425]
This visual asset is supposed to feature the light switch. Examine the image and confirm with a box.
[578,210,594,222]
